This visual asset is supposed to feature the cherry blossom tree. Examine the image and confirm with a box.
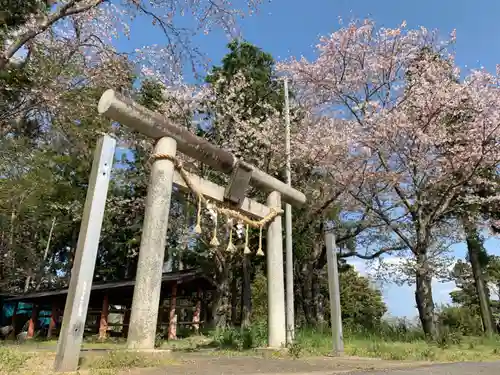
[1,0,266,73]
[1,0,268,137]
[278,20,500,338]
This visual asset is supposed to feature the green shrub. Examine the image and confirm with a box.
[209,320,267,350]
[343,318,425,343]
[437,305,483,336]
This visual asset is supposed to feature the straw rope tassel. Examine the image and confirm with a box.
[256,225,264,256]
[226,225,236,253]
[243,225,251,255]
[210,215,220,247]
[194,197,202,234]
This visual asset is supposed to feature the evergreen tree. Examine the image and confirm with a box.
[450,256,500,327]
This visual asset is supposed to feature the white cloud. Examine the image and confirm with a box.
[433,281,456,300]
[345,256,459,317]
[342,238,500,317]
[347,258,369,276]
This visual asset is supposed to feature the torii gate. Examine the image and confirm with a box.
[53,89,306,372]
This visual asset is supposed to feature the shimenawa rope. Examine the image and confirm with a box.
[151,153,282,256]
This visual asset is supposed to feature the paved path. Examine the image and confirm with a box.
[352,362,500,375]
[125,353,500,375]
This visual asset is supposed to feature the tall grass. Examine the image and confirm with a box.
[208,320,268,350]
[202,319,500,362]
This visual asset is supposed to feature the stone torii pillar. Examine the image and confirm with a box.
[126,137,177,350]
[267,191,286,348]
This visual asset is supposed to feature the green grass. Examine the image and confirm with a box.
[0,343,176,375]
[171,323,500,362]
[0,345,32,373]
[82,350,177,370]
[292,329,500,362]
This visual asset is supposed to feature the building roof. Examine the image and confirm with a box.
[4,269,214,303]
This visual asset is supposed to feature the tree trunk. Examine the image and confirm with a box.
[312,272,325,328]
[211,258,231,329]
[299,239,325,327]
[24,275,31,293]
[462,217,496,335]
[0,230,4,282]
[231,270,238,326]
[415,251,437,339]
[300,266,316,326]
[240,254,252,328]
[211,286,230,329]
[9,209,15,248]
[8,208,16,271]
[34,217,56,291]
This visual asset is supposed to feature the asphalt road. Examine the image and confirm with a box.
[125,357,500,375]
[351,362,500,375]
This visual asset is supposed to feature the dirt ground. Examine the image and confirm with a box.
[5,345,449,375]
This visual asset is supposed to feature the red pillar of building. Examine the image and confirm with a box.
[192,287,202,334]
[8,302,19,339]
[47,304,59,339]
[168,283,177,340]
[99,294,109,340]
[27,304,39,339]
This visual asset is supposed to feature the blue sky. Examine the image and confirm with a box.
[114,0,500,317]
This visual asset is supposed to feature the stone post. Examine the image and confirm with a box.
[266,191,286,348]
[127,137,177,350]
[325,231,344,355]
[53,135,116,373]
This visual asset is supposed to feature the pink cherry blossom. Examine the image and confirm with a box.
[277,19,500,337]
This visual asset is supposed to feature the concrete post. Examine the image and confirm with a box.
[53,135,116,372]
[283,77,295,345]
[266,191,286,348]
[127,137,177,350]
[325,231,344,355]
